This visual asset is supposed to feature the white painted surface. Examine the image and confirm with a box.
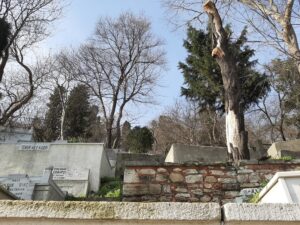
[259,171,300,203]
[165,144,227,163]
[0,143,112,192]
[0,127,32,143]
[223,203,300,223]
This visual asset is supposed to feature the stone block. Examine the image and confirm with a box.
[173,168,182,172]
[149,184,161,195]
[224,191,240,199]
[204,183,213,189]
[249,173,260,183]
[123,184,149,196]
[240,182,260,188]
[139,175,155,182]
[185,174,203,183]
[156,174,168,182]
[218,178,237,184]
[183,169,198,174]
[210,170,225,176]
[237,174,249,183]
[222,183,240,190]
[175,187,188,193]
[157,168,168,173]
[175,193,190,200]
[205,176,217,183]
[137,169,156,175]
[124,169,140,183]
[237,169,254,174]
[170,173,184,183]
[191,189,203,196]
[200,194,212,202]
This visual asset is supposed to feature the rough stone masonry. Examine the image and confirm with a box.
[122,161,300,204]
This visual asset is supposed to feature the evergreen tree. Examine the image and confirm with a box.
[0,18,10,57]
[126,126,154,153]
[44,86,66,141]
[65,84,91,141]
[179,26,270,114]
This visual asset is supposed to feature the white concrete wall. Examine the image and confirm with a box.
[165,144,227,163]
[268,139,300,158]
[0,143,112,192]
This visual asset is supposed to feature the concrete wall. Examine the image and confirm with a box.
[268,139,300,158]
[0,143,112,192]
[115,153,164,177]
[123,161,300,203]
[165,144,228,163]
[0,201,220,225]
[0,201,300,225]
[0,126,32,143]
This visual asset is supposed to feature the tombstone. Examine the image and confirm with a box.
[0,174,35,200]
[52,167,90,197]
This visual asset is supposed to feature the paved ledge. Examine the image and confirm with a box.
[0,201,220,221]
[223,203,300,221]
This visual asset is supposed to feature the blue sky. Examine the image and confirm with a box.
[41,0,187,126]
[39,0,287,126]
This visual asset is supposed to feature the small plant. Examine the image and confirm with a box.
[98,177,121,199]
[248,192,260,203]
[279,156,294,161]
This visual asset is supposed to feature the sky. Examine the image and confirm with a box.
[40,0,187,126]
[38,0,293,127]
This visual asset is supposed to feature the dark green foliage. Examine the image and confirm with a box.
[126,126,154,153]
[44,86,66,141]
[32,116,45,142]
[0,18,10,56]
[98,177,121,198]
[179,26,270,113]
[65,84,91,140]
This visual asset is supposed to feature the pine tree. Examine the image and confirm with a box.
[126,126,154,153]
[44,86,66,141]
[0,18,10,56]
[64,84,91,141]
[179,26,270,114]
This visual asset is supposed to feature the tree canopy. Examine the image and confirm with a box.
[179,26,270,114]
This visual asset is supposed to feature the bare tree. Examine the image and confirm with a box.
[162,0,300,74]
[238,0,300,74]
[0,0,64,125]
[68,12,166,148]
[203,1,249,160]
[151,100,225,154]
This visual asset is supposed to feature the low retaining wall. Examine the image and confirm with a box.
[123,161,300,203]
[0,201,300,225]
[0,201,220,225]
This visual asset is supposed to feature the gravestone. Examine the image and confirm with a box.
[0,174,35,200]
[52,167,90,197]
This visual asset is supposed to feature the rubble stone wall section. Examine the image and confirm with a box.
[122,161,300,203]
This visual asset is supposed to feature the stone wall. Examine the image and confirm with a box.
[123,161,300,203]
[0,201,300,225]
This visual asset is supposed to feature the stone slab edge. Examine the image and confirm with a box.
[0,201,220,221]
[223,203,300,221]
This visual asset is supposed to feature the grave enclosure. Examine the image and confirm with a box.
[0,143,114,198]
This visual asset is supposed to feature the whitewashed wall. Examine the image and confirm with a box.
[0,143,113,192]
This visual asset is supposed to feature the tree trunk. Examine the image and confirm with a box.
[60,108,65,141]
[204,1,250,161]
